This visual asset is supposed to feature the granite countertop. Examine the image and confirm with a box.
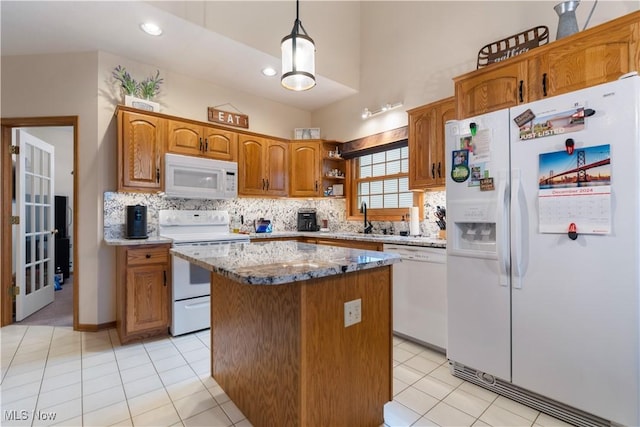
[249,231,447,249]
[104,236,173,246]
[171,240,401,285]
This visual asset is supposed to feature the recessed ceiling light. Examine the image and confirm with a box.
[261,67,277,77]
[140,22,163,36]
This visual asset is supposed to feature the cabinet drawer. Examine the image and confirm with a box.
[127,247,169,265]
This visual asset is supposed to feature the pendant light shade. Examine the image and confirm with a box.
[281,0,316,91]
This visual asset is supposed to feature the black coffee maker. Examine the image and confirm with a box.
[126,205,148,239]
[297,209,319,232]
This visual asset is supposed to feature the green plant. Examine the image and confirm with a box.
[139,70,164,100]
[112,65,138,96]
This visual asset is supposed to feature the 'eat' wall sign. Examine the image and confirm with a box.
[208,107,249,129]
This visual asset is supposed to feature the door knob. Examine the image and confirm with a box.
[50,229,58,235]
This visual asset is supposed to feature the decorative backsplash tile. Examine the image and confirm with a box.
[103,191,446,239]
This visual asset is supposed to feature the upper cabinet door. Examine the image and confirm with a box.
[264,140,288,196]
[202,127,238,161]
[455,59,528,119]
[289,141,321,197]
[167,120,203,156]
[536,22,637,98]
[118,111,164,192]
[238,136,267,195]
[408,97,455,189]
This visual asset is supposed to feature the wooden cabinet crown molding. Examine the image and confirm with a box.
[114,105,290,144]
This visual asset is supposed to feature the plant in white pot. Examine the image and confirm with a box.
[113,65,162,112]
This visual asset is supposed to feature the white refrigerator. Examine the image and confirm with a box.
[445,75,640,426]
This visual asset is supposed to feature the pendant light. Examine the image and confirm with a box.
[281,0,316,91]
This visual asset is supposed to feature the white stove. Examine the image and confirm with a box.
[159,210,249,336]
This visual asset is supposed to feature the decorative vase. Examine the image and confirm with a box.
[554,0,580,40]
[124,95,160,112]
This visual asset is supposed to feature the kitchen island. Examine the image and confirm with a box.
[171,241,401,427]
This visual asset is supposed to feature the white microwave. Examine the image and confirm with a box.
[164,153,238,199]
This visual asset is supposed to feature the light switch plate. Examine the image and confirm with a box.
[344,298,362,327]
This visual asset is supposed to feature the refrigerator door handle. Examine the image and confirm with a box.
[512,169,524,289]
[496,171,509,286]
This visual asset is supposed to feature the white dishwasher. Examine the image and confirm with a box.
[384,244,447,350]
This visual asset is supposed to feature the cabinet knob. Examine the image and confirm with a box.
[542,73,547,97]
[437,162,442,178]
[199,137,204,152]
[205,138,209,152]
[431,163,435,179]
[145,254,151,259]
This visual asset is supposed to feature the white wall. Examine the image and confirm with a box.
[313,1,640,141]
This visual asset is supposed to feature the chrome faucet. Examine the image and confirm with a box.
[360,202,373,234]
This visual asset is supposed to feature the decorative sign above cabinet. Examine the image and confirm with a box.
[208,107,249,129]
[477,26,549,69]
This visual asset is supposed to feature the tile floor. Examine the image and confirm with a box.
[0,325,574,427]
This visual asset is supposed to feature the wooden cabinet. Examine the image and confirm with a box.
[289,140,346,198]
[289,141,322,197]
[238,135,288,196]
[116,244,171,343]
[455,11,640,119]
[117,110,165,192]
[456,60,528,119]
[408,97,455,189]
[167,119,238,161]
[534,18,639,99]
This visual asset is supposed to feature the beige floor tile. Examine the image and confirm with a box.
[182,405,232,427]
[480,404,533,427]
[393,347,415,364]
[127,387,172,417]
[429,365,464,387]
[119,362,157,384]
[159,364,197,386]
[43,359,81,379]
[403,354,440,375]
[418,348,448,365]
[208,385,231,405]
[0,380,41,404]
[81,360,119,381]
[234,419,254,427]
[443,389,492,418]
[457,381,498,403]
[40,370,81,393]
[83,371,123,395]
[123,373,164,399]
[394,364,426,386]
[413,375,455,400]
[132,402,181,427]
[35,382,82,411]
[181,348,210,365]
[2,368,45,389]
[397,340,428,355]
[116,351,152,371]
[393,378,411,397]
[153,354,188,373]
[173,389,218,420]
[424,401,476,427]
[394,386,439,416]
[534,412,576,427]
[51,415,82,427]
[82,384,126,414]
[84,401,131,427]
[492,395,539,422]
[147,346,181,362]
[166,376,208,402]
[188,358,210,376]
[33,397,82,426]
[220,400,245,424]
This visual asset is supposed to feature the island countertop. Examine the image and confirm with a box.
[170,240,401,285]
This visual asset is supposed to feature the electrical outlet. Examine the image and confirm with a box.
[344,298,362,327]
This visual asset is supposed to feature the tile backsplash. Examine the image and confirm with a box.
[103,191,446,239]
